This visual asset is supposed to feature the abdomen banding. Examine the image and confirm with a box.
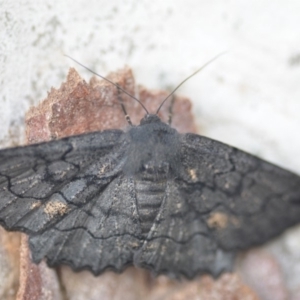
[135,178,166,235]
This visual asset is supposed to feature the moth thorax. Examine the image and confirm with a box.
[140,161,169,178]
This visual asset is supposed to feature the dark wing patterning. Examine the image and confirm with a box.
[176,133,300,252]
[0,130,142,272]
[130,132,300,278]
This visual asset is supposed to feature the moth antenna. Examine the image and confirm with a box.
[65,55,149,115]
[116,86,133,125]
[156,52,227,115]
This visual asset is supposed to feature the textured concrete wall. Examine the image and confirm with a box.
[1,1,299,171]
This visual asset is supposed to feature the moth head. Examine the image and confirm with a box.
[140,114,162,125]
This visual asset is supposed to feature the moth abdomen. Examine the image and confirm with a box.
[135,177,167,235]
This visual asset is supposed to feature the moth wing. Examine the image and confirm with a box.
[135,132,300,278]
[0,130,124,234]
[177,133,300,250]
[29,175,143,274]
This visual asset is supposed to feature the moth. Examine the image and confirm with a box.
[0,60,300,279]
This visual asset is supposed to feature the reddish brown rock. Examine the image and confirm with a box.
[16,235,62,300]
[26,67,197,142]
[0,228,20,300]
[59,267,259,300]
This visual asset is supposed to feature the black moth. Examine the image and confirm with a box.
[1,61,300,279]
